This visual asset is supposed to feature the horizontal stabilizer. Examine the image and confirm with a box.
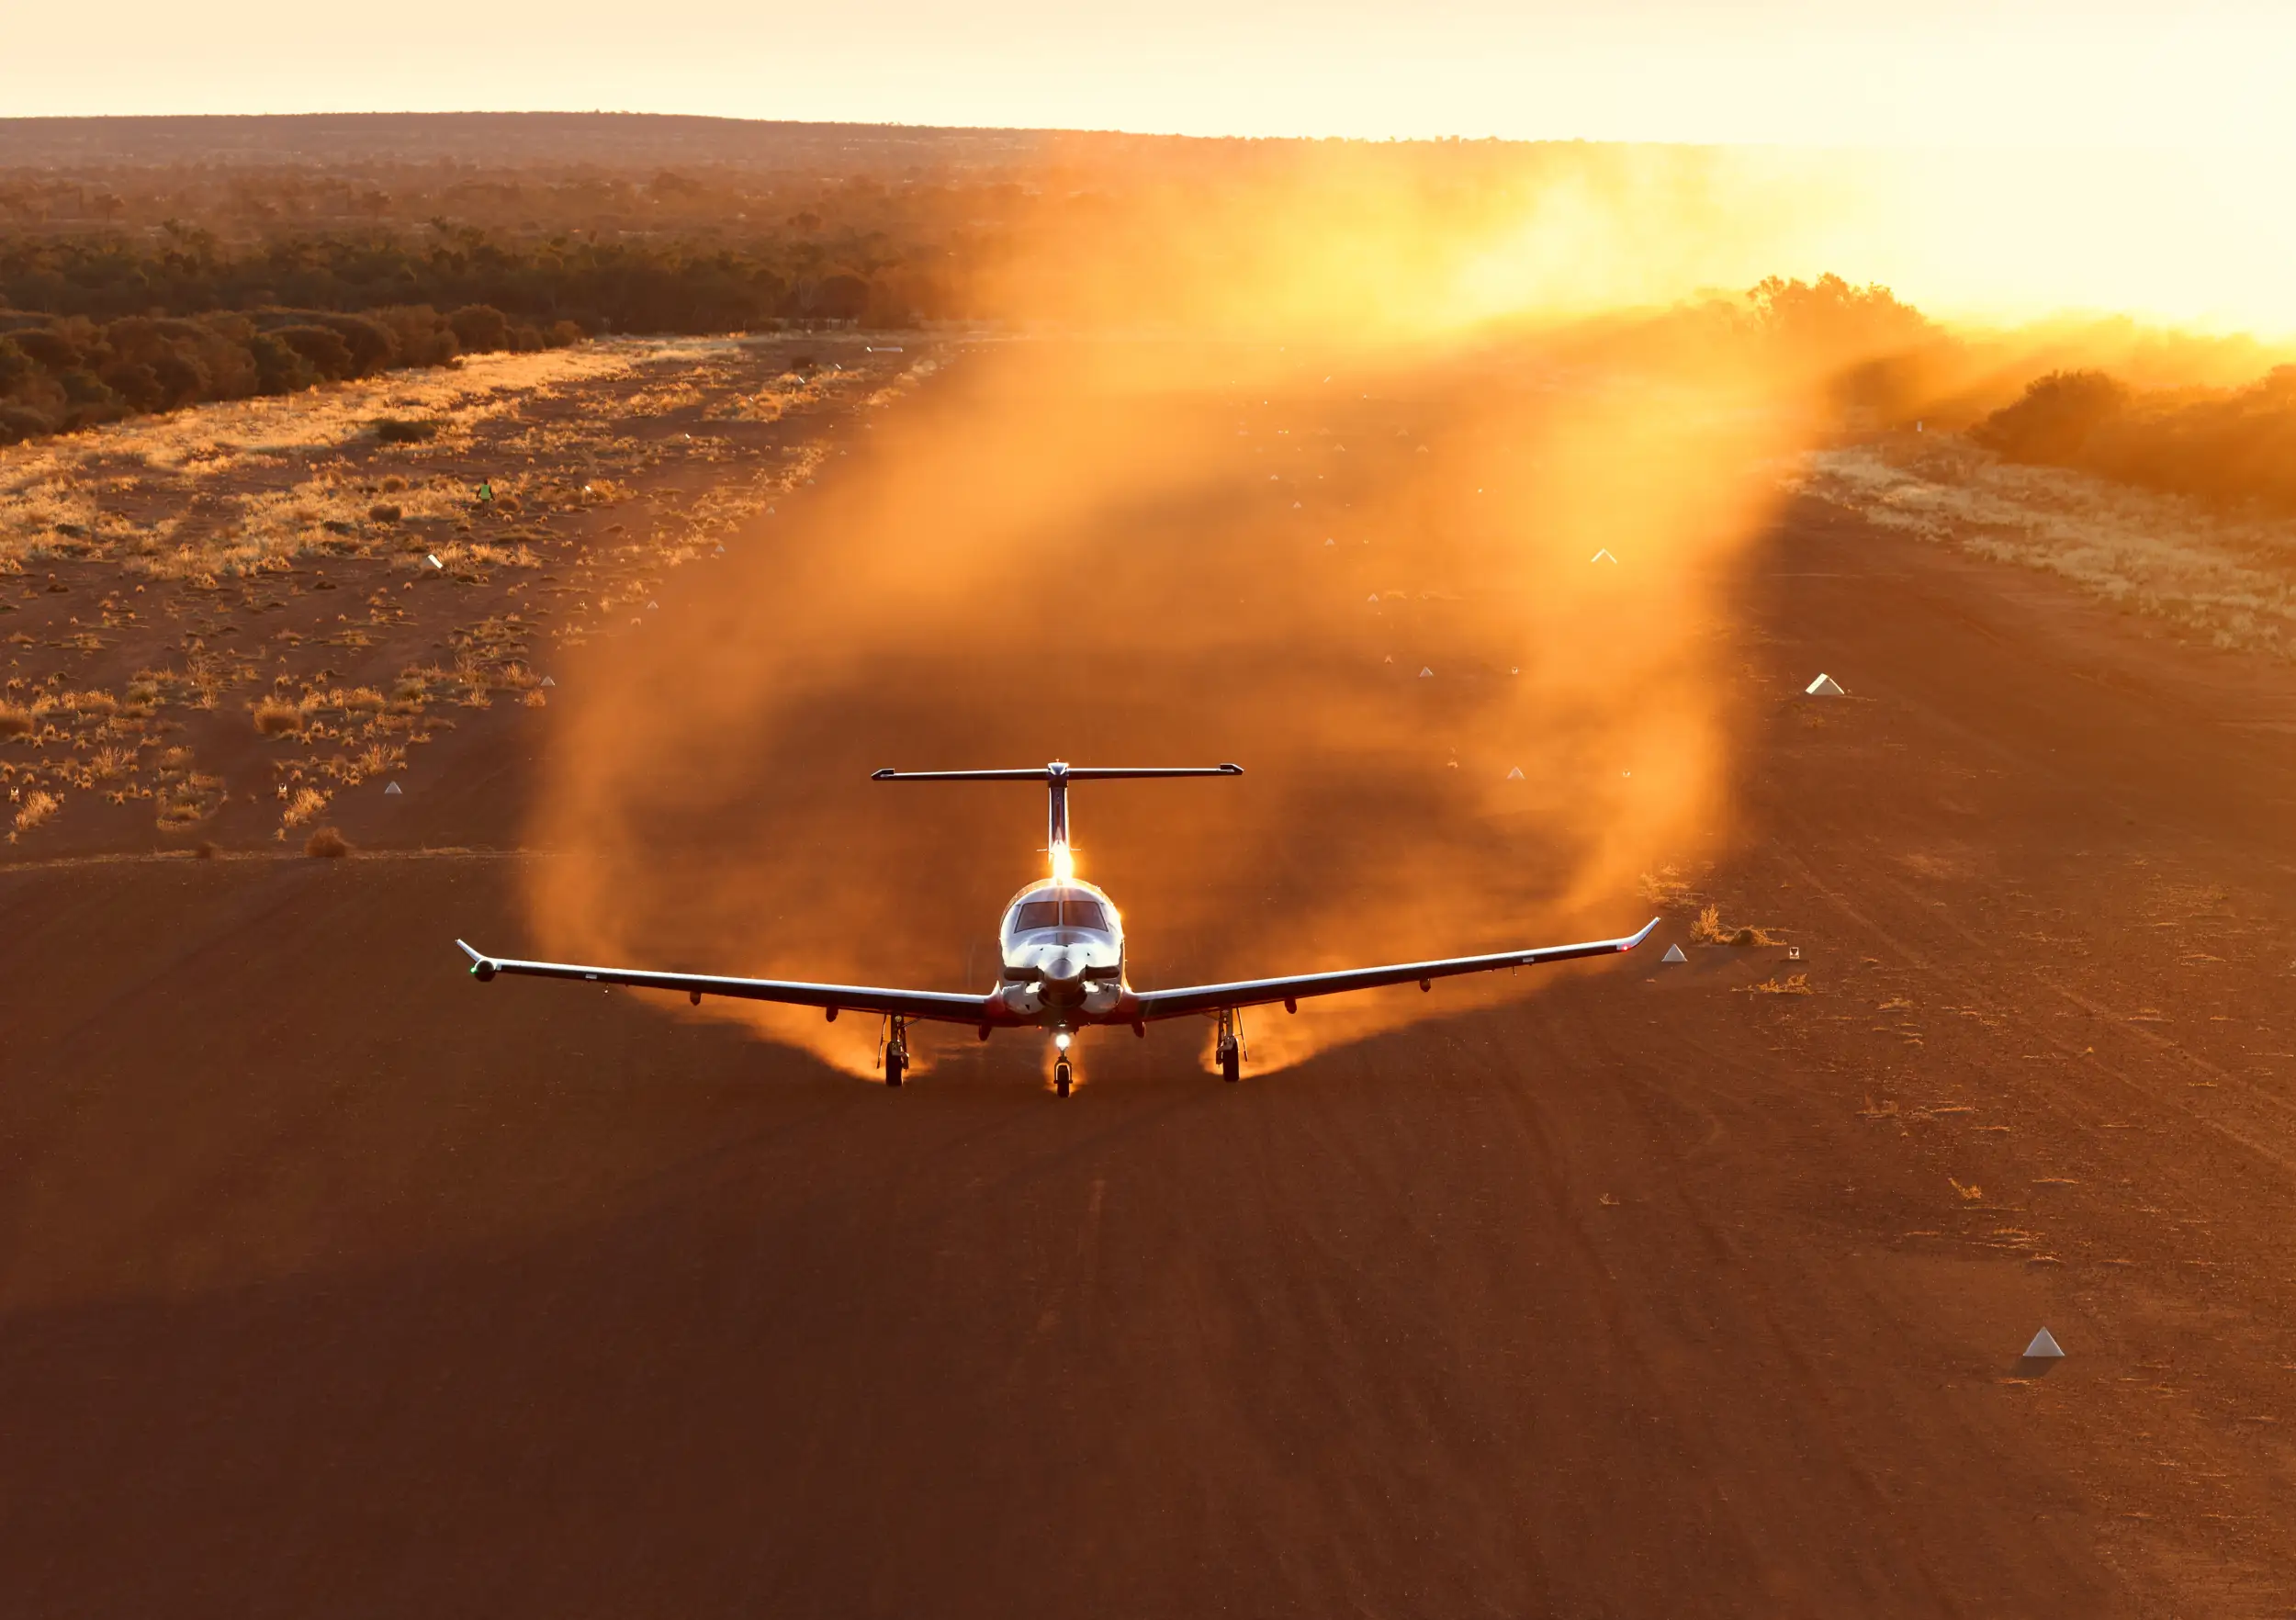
[872,764,1241,782]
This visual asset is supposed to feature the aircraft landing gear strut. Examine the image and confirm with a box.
[883,1015,908,1087]
[1217,1008,1241,1084]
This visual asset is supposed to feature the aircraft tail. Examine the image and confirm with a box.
[872,761,1242,872]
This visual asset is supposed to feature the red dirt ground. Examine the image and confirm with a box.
[4,360,2294,1615]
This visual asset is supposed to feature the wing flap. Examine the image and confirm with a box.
[1129,917,1659,1022]
[456,940,996,1024]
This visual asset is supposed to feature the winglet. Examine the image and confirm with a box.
[1617,917,1660,952]
[456,939,499,981]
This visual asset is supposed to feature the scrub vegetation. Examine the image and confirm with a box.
[1,325,928,849]
[1973,366,2296,515]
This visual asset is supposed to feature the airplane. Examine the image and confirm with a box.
[456,762,1659,1097]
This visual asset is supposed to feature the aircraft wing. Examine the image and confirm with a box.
[455,940,996,1024]
[1129,917,1660,1022]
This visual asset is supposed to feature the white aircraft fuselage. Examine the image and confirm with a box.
[996,879,1127,1025]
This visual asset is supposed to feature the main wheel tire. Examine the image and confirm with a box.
[884,1051,905,1087]
[1054,1059,1072,1098]
[1221,1045,1240,1084]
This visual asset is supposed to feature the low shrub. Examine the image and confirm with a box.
[252,698,305,737]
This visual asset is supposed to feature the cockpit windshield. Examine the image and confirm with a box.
[1012,895,1110,933]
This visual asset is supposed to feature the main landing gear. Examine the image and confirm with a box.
[1054,1057,1073,1098]
[1217,1007,1242,1084]
[882,1015,908,1087]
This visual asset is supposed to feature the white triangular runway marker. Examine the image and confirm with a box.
[1806,673,1846,696]
[539,675,556,688]
[1505,766,1525,781]
[1661,943,1687,962]
[1591,548,1618,564]
[647,601,659,610]
[1325,538,1335,546]
[1368,594,1380,603]
[1419,667,1434,678]
[383,781,402,796]
[2023,1327,2065,1359]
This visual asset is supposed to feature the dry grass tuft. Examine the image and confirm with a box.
[253,697,305,737]
[11,787,61,836]
[0,703,30,737]
[281,785,328,827]
[1746,973,1813,996]
[1692,904,1782,947]
[1950,1177,1986,1203]
[304,826,350,859]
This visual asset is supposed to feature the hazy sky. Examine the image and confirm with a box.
[9,0,2293,150]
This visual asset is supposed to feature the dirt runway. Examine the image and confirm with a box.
[5,353,2294,1616]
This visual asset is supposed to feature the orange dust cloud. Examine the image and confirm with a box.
[517,150,1966,1080]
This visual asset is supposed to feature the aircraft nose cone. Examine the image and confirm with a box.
[1042,952,1082,984]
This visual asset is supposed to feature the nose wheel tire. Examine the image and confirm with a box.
[884,1050,906,1087]
[1220,1044,1240,1084]
[1054,1058,1073,1098]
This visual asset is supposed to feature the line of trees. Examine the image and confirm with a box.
[0,304,573,442]
[0,227,935,444]
[0,224,919,332]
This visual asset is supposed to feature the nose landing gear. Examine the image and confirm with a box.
[882,1015,909,1087]
[1054,1057,1073,1098]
